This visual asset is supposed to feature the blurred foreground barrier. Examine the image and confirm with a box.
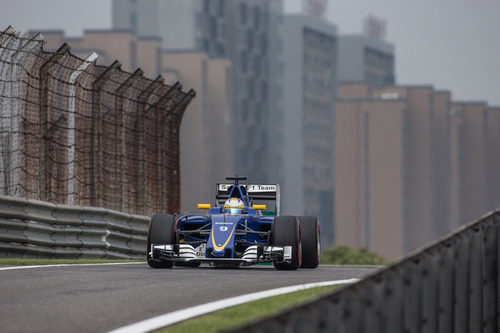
[229,210,499,333]
[0,196,148,259]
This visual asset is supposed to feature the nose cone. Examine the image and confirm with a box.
[210,215,240,254]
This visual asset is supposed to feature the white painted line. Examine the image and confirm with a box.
[0,262,144,271]
[108,278,359,333]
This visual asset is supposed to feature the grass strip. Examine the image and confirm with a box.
[157,285,341,333]
[0,258,143,266]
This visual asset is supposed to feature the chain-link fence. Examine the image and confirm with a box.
[0,26,195,216]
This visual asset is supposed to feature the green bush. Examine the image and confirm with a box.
[320,244,387,265]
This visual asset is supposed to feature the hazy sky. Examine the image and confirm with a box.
[1,0,499,105]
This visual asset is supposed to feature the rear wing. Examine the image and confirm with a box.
[216,184,281,215]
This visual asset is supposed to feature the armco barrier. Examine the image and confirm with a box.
[228,210,500,333]
[0,196,148,259]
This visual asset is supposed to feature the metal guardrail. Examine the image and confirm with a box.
[0,196,148,259]
[229,209,499,333]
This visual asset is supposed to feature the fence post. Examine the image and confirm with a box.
[422,249,439,333]
[363,278,383,332]
[438,241,455,333]
[383,267,403,333]
[149,81,182,214]
[0,30,19,196]
[469,226,483,333]
[133,76,163,214]
[338,287,362,333]
[9,33,43,197]
[454,233,471,333]
[38,43,70,202]
[90,60,121,207]
[481,213,498,333]
[67,52,97,205]
[165,89,196,213]
[318,297,340,333]
[402,257,423,333]
[114,68,143,212]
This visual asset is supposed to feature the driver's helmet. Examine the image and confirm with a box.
[224,197,245,214]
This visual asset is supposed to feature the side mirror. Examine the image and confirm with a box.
[252,204,266,210]
[197,204,211,209]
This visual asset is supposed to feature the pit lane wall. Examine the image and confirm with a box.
[229,209,500,333]
[0,196,148,259]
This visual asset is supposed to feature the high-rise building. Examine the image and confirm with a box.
[431,91,453,238]
[335,97,406,258]
[272,14,338,248]
[488,107,500,210]
[162,52,233,213]
[450,102,489,224]
[338,34,395,86]
[113,0,284,183]
[335,82,500,258]
[36,29,162,79]
[373,86,435,252]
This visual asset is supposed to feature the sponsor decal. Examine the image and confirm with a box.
[247,184,277,192]
[218,184,277,192]
[220,226,228,232]
[218,184,240,191]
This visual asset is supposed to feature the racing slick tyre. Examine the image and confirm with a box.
[298,216,320,268]
[271,216,302,270]
[147,213,176,269]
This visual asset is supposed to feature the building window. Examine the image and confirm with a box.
[218,0,225,16]
[240,51,248,73]
[246,30,253,50]
[216,43,225,57]
[239,3,247,25]
[130,12,137,31]
[254,6,260,27]
[210,17,217,38]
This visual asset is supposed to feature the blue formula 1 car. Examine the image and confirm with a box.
[147,176,320,270]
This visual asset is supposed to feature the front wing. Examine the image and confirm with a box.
[149,243,292,266]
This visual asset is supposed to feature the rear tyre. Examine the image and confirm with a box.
[298,216,320,268]
[147,213,176,268]
[271,216,301,270]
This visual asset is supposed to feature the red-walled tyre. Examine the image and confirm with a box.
[298,216,320,268]
[147,213,176,268]
[271,216,301,270]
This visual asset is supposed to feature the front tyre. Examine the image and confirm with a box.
[271,216,301,270]
[147,213,176,268]
[298,216,320,268]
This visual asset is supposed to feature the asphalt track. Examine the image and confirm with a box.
[0,263,378,333]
